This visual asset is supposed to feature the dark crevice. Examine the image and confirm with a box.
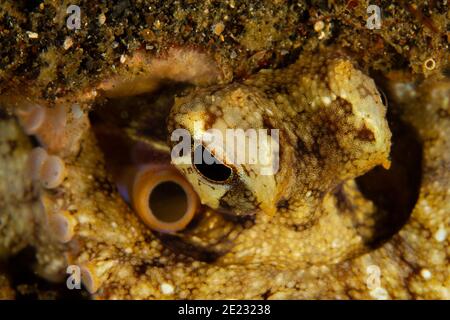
[158,234,223,263]
[91,82,190,144]
[355,105,422,248]
[3,246,88,300]
[0,107,11,120]
[14,0,44,12]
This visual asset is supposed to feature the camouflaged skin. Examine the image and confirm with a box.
[0,0,448,300]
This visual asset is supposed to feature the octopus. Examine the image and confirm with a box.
[0,0,449,299]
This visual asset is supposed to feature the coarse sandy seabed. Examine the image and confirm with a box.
[0,0,448,300]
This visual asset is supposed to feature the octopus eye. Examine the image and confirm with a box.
[193,145,233,183]
[132,165,199,233]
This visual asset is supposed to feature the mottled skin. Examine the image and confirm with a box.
[166,49,391,267]
[1,45,448,299]
[0,118,68,282]
[0,0,449,299]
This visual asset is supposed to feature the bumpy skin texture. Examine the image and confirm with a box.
[0,117,68,280]
[1,46,448,300]
[167,50,391,268]
[0,1,449,300]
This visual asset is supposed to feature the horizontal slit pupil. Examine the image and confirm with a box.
[195,163,232,182]
[194,146,232,182]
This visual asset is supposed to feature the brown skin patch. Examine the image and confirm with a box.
[357,124,375,142]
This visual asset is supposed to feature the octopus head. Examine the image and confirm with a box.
[168,84,284,218]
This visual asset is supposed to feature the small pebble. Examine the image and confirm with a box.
[27,31,39,39]
[98,13,106,26]
[63,37,73,50]
[213,22,225,36]
[314,20,325,32]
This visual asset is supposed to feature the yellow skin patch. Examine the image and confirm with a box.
[0,48,448,299]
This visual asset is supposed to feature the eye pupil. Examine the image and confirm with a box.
[195,162,232,182]
[194,145,232,182]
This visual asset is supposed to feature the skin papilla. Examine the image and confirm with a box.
[0,0,448,299]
